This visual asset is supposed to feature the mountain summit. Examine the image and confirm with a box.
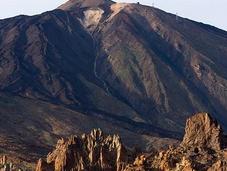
[58,0,114,10]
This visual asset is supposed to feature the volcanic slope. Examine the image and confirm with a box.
[0,0,227,168]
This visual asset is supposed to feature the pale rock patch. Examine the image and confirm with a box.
[83,8,104,31]
[108,3,128,21]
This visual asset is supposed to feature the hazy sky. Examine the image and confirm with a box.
[0,0,226,31]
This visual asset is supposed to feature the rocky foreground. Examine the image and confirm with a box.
[35,113,227,171]
[35,128,130,171]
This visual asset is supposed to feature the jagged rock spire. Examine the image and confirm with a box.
[36,129,130,171]
[126,113,227,171]
[181,113,224,150]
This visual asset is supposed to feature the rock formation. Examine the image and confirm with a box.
[181,113,224,150]
[0,155,22,171]
[36,113,227,171]
[126,113,227,171]
[36,129,131,171]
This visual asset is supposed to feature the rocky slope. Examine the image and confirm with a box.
[0,93,177,170]
[93,2,227,131]
[58,0,227,131]
[0,0,227,169]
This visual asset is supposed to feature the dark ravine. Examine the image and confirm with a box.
[0,0,227,169]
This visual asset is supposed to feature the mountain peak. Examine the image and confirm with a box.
[58,0,114,10]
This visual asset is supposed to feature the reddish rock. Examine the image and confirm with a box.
[36,129,130,171]
[181,113,224,150]
[126,113,227,171]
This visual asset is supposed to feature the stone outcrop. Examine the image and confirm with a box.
[36,113,227,171]
[181,113,224,150]
[36,129,130,171]
[126,113,227,171]
[0,155,22,171]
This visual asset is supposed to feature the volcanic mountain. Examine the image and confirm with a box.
[0,0,227,169]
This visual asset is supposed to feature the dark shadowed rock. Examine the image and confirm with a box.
[36,159,54,171]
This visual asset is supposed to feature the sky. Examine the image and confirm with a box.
[0,0,226,31]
